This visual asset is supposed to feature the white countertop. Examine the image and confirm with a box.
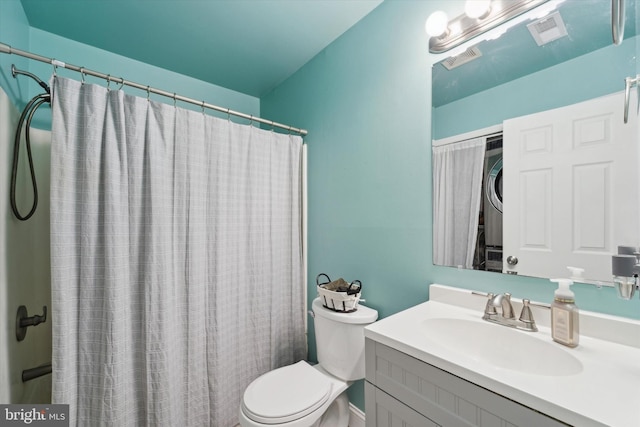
[364,284,640,427]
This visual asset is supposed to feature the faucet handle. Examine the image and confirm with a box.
[483,293,497,319]
[518,299,538,331]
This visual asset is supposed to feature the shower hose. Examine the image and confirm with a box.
[10,67,51,221]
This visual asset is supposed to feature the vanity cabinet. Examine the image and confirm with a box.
[364,339,568,427]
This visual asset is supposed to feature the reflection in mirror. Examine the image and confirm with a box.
[431,0,639,284]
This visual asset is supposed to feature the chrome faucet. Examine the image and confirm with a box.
[482,293,538,332]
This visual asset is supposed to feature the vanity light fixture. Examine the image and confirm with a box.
[427,0,552,53]
[465,0,492,19]
[425,10,449,37]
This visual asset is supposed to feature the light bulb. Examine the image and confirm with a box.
[465,0,492,19]
[425,11,449,37]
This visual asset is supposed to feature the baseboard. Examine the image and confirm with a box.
[348,402,365,427]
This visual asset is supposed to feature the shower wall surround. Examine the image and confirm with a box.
[0,87,52,403]
[0,0,49,404]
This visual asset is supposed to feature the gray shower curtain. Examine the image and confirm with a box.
[49,76,306,427]
[432,137,486,268]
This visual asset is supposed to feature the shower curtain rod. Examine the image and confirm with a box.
[0,42,308,136]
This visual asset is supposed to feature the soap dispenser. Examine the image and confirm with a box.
[550,279,579,348]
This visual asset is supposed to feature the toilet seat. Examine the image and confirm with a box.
[242,361,332,424]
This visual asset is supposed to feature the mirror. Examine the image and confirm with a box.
[431,0,639,283]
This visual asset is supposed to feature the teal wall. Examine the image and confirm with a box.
[261,0,431,409]
[26,28,259,129]
[0,0,30,108]
[262,0,640,411]
[434,35,637,139]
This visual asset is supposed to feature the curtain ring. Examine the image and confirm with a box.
[249,115,254,126]
[80,67,86,84]
[173,92,177,108]
[226,108,231,121]
[117,77,125,91]
[52,61,58,77]
[106,74,111,91]
[201,100,206,114]
[146,85,150,101]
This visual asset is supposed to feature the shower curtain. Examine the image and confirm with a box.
[49,77,306,427]
[432,137,486,268]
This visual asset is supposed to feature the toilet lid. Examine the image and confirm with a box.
[242,361,332,424]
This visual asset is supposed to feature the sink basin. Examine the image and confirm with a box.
[422,318,583,376]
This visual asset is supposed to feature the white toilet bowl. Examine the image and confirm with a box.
[239,298,378,427]
[239,361,349,427]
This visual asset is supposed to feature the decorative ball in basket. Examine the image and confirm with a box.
[316,273,362,313]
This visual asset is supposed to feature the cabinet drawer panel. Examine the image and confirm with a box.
[365,339,568,427]
[365,381,440,427]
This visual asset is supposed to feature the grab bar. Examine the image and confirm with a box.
[22,363,52,382]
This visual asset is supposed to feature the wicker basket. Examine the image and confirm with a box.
[316,273,362,313]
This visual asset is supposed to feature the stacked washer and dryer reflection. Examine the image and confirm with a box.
[481,134,503,272]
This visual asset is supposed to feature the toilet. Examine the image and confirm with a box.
[239,298,378,427]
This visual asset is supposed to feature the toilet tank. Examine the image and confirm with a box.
[312,298,378,381]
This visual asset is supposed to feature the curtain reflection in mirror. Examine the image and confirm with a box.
[433,138,486,268]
